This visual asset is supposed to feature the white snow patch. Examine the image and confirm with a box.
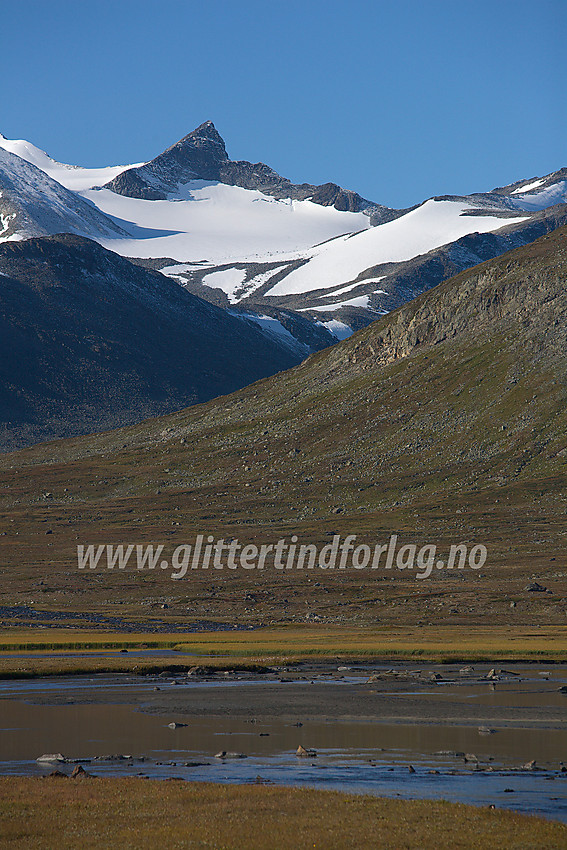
[0,212,16,236]
[235,312,309,354]
[160,261,214,284]
[326,276,385,298]
[202,268,247,300]
[267,200,531,296]
[300,295,373,312]
[510,178,544,195]
[161,262,212,276]
[316,319,353,340]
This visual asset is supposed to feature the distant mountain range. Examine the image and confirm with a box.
[2,122,566,337]
[1,123,566,450]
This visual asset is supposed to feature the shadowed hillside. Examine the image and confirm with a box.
[0,234,307,451]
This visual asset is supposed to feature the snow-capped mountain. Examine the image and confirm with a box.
[0,146,129,242]
[0,132,136,191]
[1,123,566,337]
[103,120,387,216]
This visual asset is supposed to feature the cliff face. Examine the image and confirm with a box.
[325,224,567,377]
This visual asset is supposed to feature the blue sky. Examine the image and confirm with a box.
[3,0,565,207]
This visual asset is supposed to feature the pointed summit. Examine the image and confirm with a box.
[104,120,229,199]
[188,120,225,143]
[160,120,229,177]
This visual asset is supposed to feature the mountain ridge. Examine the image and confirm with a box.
[2,125,567,336]
[104,120,392,218]
[0,147,128,241]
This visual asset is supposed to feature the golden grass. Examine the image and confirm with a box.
[0,625,565,678]
[0,629,181,652]
[0,778,565,850]
[172,624,567,663]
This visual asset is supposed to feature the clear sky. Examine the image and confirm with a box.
[2,0,565,208]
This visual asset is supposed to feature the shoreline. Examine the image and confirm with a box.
[3,662,566,730]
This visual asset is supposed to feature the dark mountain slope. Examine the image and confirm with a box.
[0,234,307,451]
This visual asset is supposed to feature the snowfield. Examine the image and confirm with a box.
[201,268,247,299]
[266,200,530,296]
[87,182,370,264]
[508,181,567,211]
[510,178,545,195]
[301,295,380,312]
[234,312,310,355]
[316,319,353,340]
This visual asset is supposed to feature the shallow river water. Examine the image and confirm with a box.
[0,663,566,823]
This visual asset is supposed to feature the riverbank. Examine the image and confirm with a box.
[1,666,566,823]
[7,662,566,729]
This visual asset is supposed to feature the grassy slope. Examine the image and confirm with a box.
[0,227,565,627]
[0,779,565,850]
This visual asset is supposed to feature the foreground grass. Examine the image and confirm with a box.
[0,625,565,677]
[0,778,565,850]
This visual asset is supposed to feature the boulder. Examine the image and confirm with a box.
[214,751,247,759]
[70,765,92,779]
[524,582,547,592]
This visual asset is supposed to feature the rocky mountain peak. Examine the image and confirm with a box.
[103,121,378,213]
[161,120,229,174]
[186,120,226,146]
[103,121,230,199]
